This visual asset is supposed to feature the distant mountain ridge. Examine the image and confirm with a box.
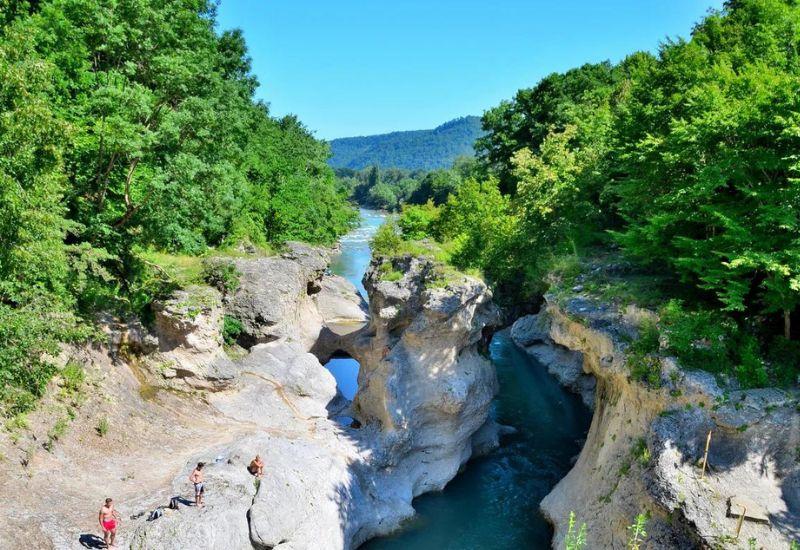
[328,116,483,171]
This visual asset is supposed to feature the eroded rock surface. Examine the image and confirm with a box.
[227,242,330,349]
[151,285,235,388]
[353,255,502,496]
[528,294,800,549]
[511,314,596,407]
[310,275,369,362]
[129,253,501,549]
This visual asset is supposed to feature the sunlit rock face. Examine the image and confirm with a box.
[131,252,502,550]
[524,294,800,550]
[351,256,502,495]
[226,242,331,349]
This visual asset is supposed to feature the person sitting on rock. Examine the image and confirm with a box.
[98,497,121,548]
[248,455,264,478]
[189,462,205,508]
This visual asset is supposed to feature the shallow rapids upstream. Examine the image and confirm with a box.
[327,209,592,549]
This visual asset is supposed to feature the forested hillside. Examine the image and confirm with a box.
[328,116,483,170]
[378,0,800,389]
[0,0,356,416]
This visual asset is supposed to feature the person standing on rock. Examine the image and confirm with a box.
[189,462,205,508]
[98,497,121,548]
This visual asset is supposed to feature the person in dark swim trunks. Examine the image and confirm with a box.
[248,455,264,478]
[99,497,121,548]
[189,462,205,507]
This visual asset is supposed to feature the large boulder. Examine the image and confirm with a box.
[154,285,224,356]
[226,243,330,349]
[352,255,502,496]
[152,285,234,387]
[127,448,254,550]
[313,275,368,327]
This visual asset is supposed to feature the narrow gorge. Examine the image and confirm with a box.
[4,2,800,549]
[1,211,797,549]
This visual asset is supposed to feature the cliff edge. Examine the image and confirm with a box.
[512,293,799,549]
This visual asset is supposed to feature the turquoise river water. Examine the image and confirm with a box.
[326,209,592,549]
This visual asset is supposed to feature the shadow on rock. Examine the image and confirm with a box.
[78,533,106,549]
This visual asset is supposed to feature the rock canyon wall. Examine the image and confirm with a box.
[132,251,501,549]
[512,294,799,549]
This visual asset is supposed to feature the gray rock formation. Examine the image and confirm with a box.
[509,312,550,346]
[350,254,502,501]
[310,275,369,362]
[130,253,501,549]
[153,285,224,357]
[151,285,235,388]
[529,294,800,549]
[227,242,330,348]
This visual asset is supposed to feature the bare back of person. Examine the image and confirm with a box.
[248,455,264,477]
[189,467,204,484]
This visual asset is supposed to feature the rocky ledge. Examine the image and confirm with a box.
[129,252,501,549]
[512,295,799,549]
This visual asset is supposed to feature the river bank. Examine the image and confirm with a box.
[327,210,592,549]
[4,209,792,549]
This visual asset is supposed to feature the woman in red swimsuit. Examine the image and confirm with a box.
[99,497,121,548]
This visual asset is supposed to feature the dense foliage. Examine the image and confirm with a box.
[338,157,476,211]
[0,0,356,416]
[394,0,800,387]
[328,116,483,171]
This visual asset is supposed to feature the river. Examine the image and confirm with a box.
[327,208,592,549]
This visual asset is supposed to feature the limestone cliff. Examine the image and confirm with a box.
[128,252,500,549]
[512,295,800,549]
[351,255,502,497]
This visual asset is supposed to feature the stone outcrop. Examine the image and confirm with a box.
[227,242,330,349]
[351,254,502,504]
[129,253,501,549]
[98,313,159,358]
[143,242,369,391]
[151,285,235,388]
[129,339,348,550]
[521,294,800,549]
[310,275,369,363]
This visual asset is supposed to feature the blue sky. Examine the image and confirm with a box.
[215,1,724,140]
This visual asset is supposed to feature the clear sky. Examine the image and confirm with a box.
[215,1,724,140]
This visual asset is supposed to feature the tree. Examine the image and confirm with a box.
[610,0,800,338]
[476,62,618,193]
[367,183,398,210]
[397,201,439,240]
[0,22,83,416]
[0,0,357,415]
[409,169,461,205]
